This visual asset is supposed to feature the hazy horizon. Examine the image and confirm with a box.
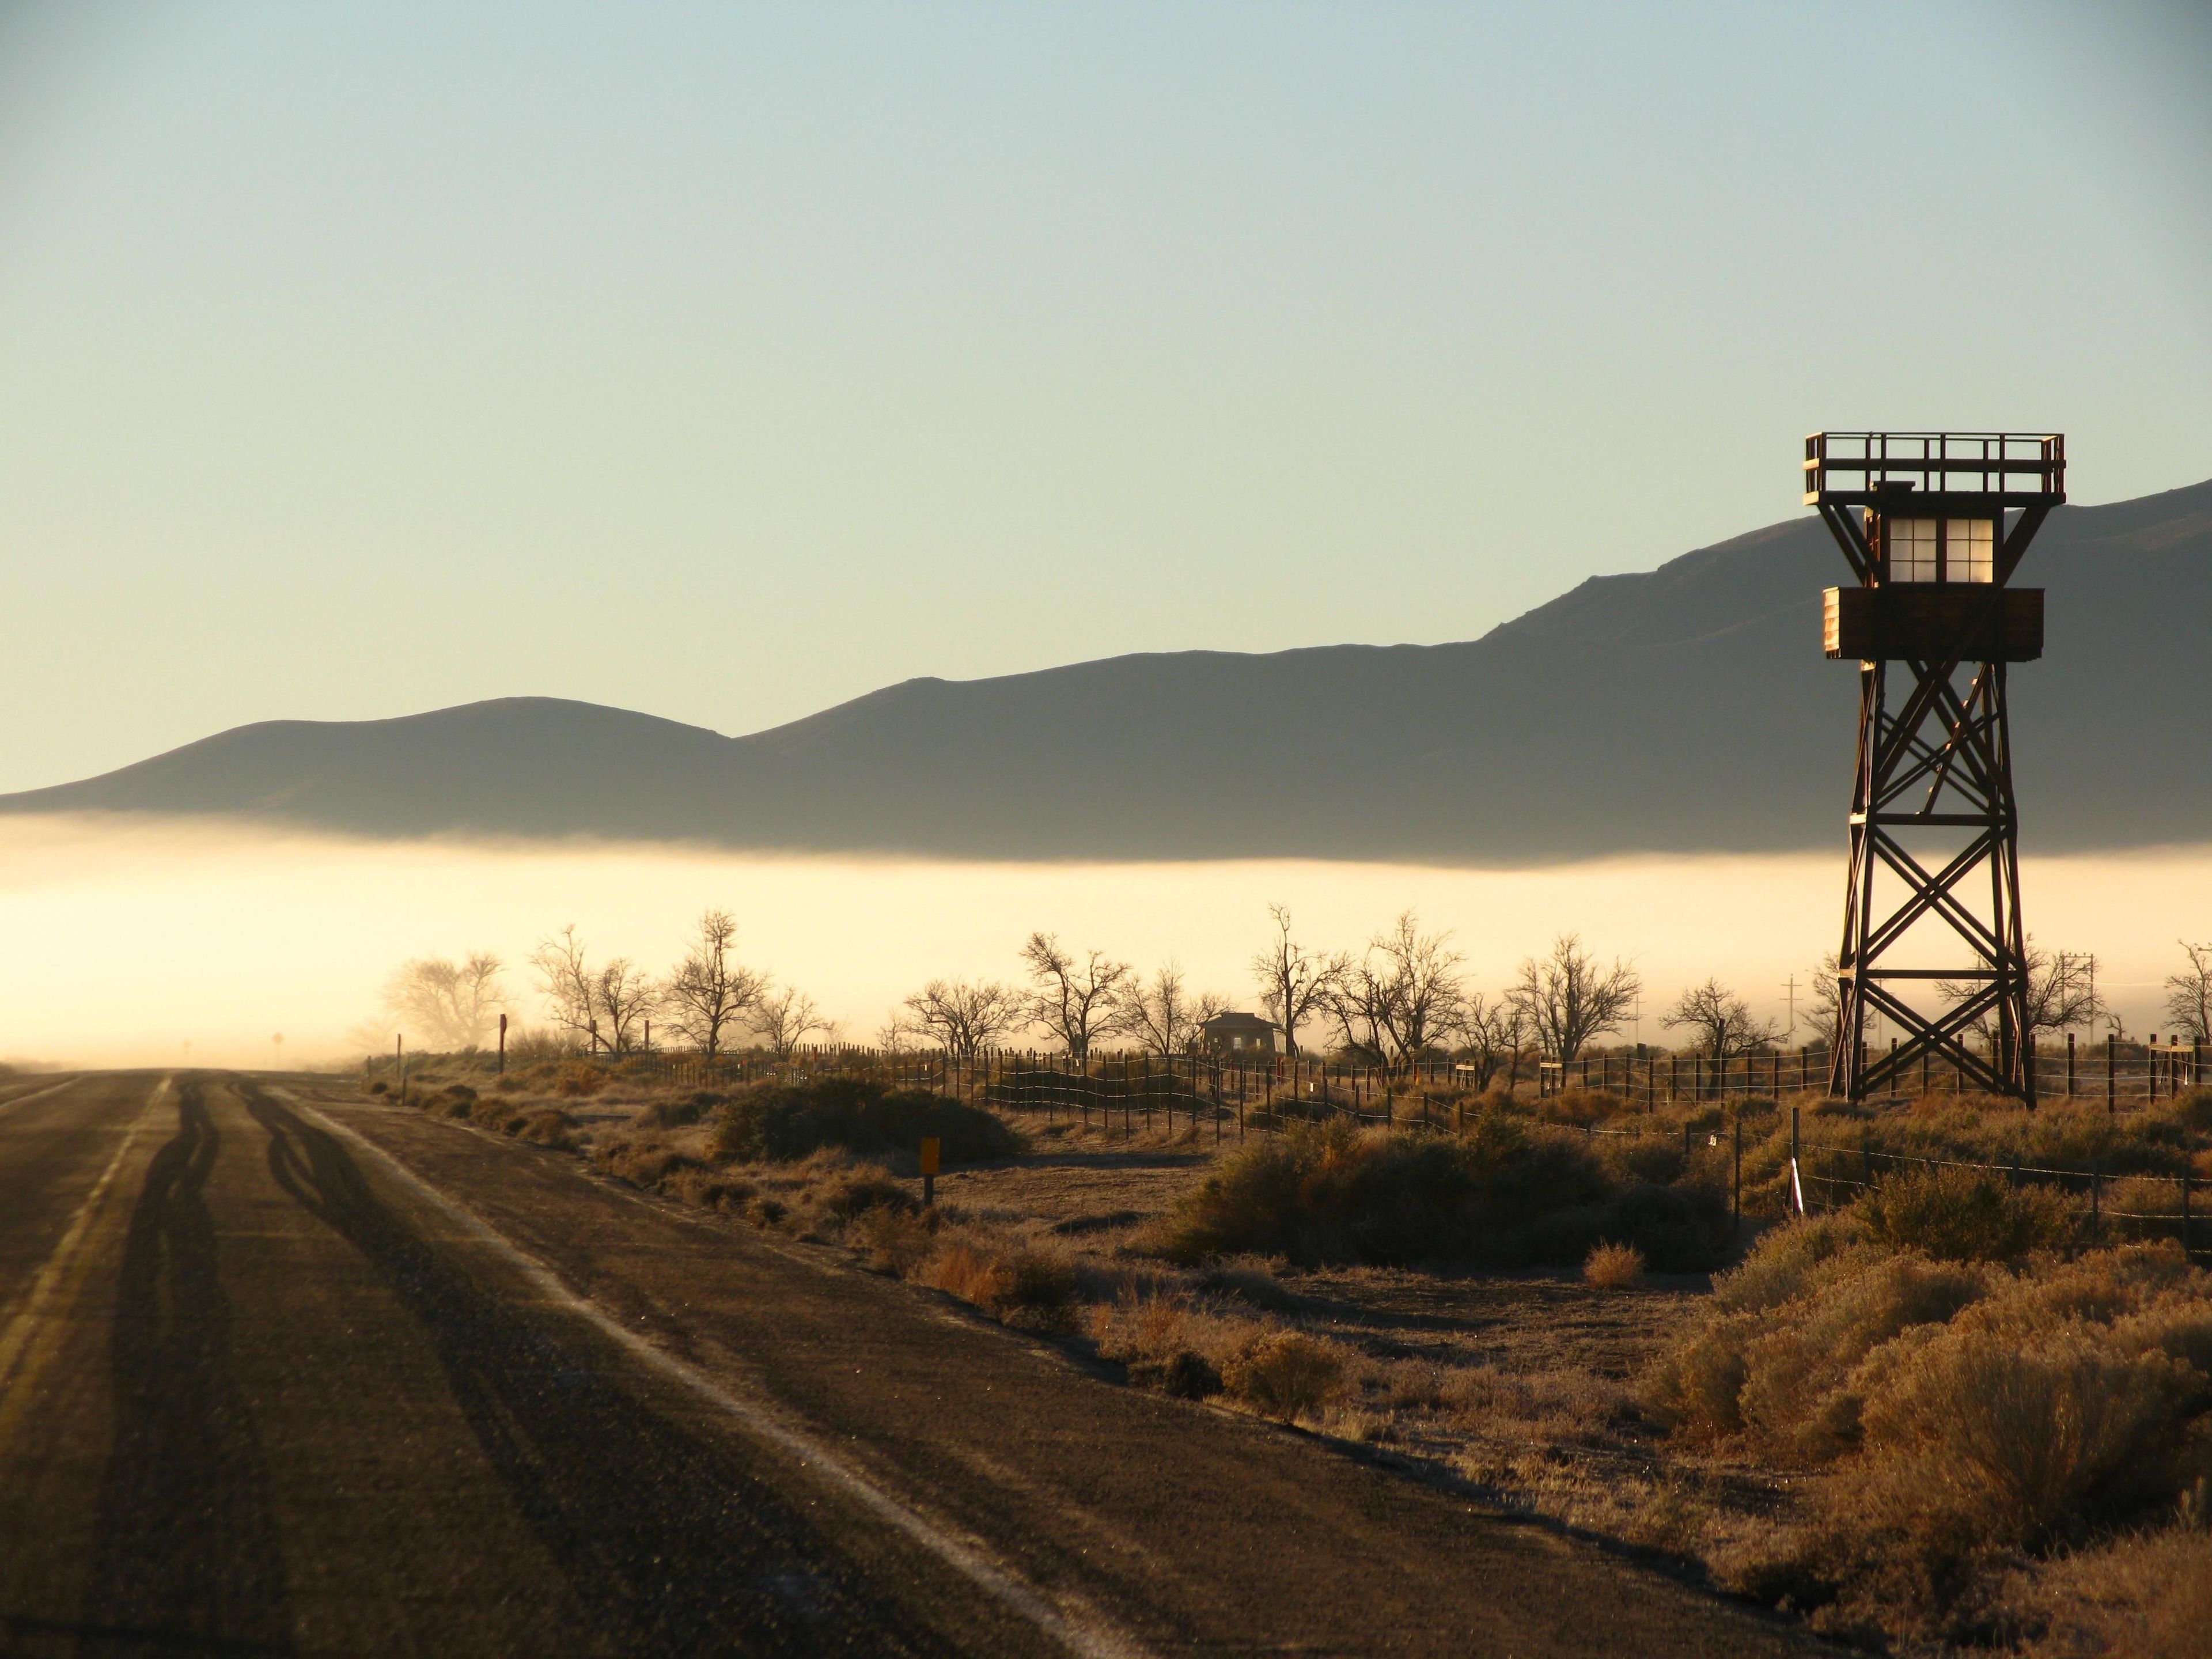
[3,815,2202,1071]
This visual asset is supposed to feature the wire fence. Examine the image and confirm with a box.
[1537,1034,2210,1108]
[548,1044,1503,1138]
[1783,1108,2204,1262]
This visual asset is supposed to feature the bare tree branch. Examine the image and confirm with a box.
[1018,933,1130,1060]
[1111,964,1225,1058]
[593,959,656,1054]
[379,953,506,1050]
[752,982,839,1060]
[1249,905,1343,1060]
[902,979,1026,1060]
[661,908,762,1059]
[1506,933,1641,1063]
[1662,978,1779,1064]
[530,926,596,1050]
[2165,941,2212,1043]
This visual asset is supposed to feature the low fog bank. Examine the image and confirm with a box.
[0,814,2204,1069]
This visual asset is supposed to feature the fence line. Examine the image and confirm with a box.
[1536,1034,2209,1108]
[1790,1127,2202,1261]
[380,1033,2209,1117]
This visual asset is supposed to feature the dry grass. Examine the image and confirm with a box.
[1584,1243,1646,1290]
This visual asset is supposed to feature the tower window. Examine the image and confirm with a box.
[1947,518,1994,582]
[1886,517,1993,583]
[1889,518,1937,582]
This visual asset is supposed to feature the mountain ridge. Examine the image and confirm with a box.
[8,479,2209,862]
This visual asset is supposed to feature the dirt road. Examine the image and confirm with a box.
[0,1073,1813,1657]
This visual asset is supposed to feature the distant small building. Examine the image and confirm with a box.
[1200,1011,1281,1058]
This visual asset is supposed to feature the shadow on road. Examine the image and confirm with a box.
[86,1076,298,1657]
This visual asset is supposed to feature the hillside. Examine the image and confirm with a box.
[6,479,2207,861]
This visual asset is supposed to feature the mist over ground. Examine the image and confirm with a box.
[1,815,2202,1069]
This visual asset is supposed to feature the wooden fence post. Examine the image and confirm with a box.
[1733,1113,1743,1226]
[2108,1032,2117,1115]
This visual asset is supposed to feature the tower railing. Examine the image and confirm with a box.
[1804,431,2065,505]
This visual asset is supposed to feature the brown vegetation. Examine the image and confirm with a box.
[368,1058,2212,1655]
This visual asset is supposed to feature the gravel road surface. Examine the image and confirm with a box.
[0,1073,1816,1657]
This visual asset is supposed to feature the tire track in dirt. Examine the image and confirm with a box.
[240,1081,968,1658]
[83,1078,297,1657]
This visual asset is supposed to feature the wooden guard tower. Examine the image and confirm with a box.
[1806,432,2065,1102]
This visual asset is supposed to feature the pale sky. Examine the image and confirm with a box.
[3,1,2209,794]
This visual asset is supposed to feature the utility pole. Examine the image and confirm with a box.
[1781,975,1798,1044]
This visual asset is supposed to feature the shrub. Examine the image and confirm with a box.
[1860,1165,2082,1262]
[442,1083,478,1106]
[516,1108,576,1149]
[1645,1218,1987,1449]
[552,1062,607,1099]
[592,1134,704,1190]
[1127,1350,1222,1399]
[1832,1327,2202,1562]
[1657,1240,2212,1638]
[1221,1330,1347,1421]
[850,1206,940,1275]
[366,1079,388,1096]
[1642,1312,1762,1440]
[1584,1242,1646,1290]
[1713,1212,1872,1313]
[1159,1115,1729,1270]
[915,1238,1078,1331]
[663,1167,756,1211]
[711,1077,1018,1166]
[469,1097,523,1131]
[1736,1253,1988,1457]
[639,1090,725,1129]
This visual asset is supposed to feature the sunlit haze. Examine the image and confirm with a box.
[2,816,2203,1069]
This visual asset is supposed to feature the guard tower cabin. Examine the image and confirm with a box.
[1806,432,2065,1103]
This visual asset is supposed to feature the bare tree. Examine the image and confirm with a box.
[531,926,597,1050]
[1802,953,1859,1055]
[903,979,1027,1060]
[753,982,839,1060]
[1507,934,1641,1063]
[378,955,504,1044]
[661,908,762,1059]
[1941,937,2105,1041]
[1663,978,1780,1065]
[2164,941,2212,1042]
[593,959,656,1054]
[1249,905,1344,1060]
[1111,964,1225,1058]
[378,952,506,1050]
[1452,991,1525,1090]
[1018,933,1130,1059]
[1372,912,1464,1068]
[1319,953,1399,1065]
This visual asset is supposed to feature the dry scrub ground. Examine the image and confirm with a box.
[375,1065,2212,1658]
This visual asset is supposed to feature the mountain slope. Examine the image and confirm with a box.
[7,480,2208,861]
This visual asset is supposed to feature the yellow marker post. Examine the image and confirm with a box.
[919,1137,941,1207]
